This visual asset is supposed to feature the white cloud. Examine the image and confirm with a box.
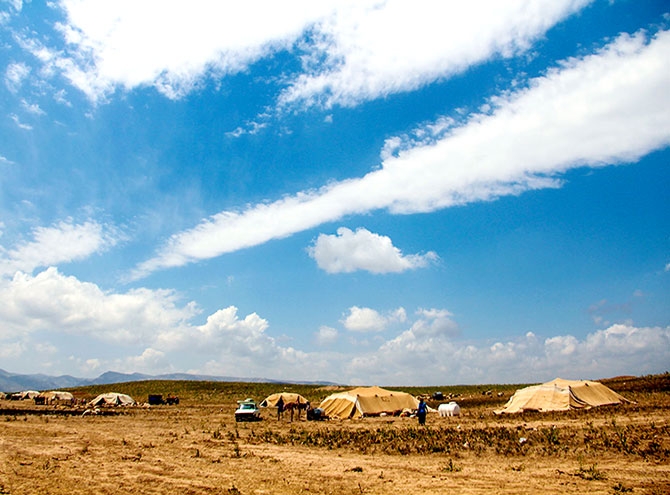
[21,99,45,115]
[5,62,30,93]
[315,326,338,346]
[39,1,590,106]
[342,306,388,332]
[0,340,25,359]
[193,307,311,377]
[342,306,407,333]
[410,308,459,339]
[278,0,592,109]
[133,28,670,279]
[0,220,121,277]
[308,227,438,274]
[49,0,338,101]
[347,322,670,386]
[9,113,32,130]
[119,348,170,374]
[83,358,101,373]
[0,268,311,380]
[1,269,667,383]
[225,119,269,138]
[0,267,198,343]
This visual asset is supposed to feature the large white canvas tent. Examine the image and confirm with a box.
[319,386,419,419]
[259,392,309,408]
[88,392,136,407]
[495,378,629,414]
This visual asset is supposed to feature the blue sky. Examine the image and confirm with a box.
[0,0,668,385]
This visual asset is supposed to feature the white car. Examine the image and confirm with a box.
[234,399,262,422]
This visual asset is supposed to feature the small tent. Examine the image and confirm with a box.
[88,392,136,407]
[319,386,419,419]
[39,391,75,403]
[259,392,309,408]
[495,378,629,414]
[12,390,40,400]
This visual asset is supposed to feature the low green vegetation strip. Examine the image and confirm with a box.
[245,421,669,459]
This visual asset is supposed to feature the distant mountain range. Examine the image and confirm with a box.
[0,369,334,392]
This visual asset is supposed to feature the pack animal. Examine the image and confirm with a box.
[283,400,310,422]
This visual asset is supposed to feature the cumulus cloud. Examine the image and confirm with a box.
[347,322,670,386]
[120,348,170,374]
[0,267,198,342]
[315,326,339,346]
[0,220,121,277]
[1,269,667,383]
[308,227,437,274]
[409,308,459,339]
[133,28,670,279]
[0,267,310,380]
[343,306,390,332]
[194,307,310,377]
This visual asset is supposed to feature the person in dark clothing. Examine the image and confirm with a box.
[417,398,428,425]
[276,397,284,421]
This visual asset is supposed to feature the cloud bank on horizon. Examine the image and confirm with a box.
[0,0,668,385]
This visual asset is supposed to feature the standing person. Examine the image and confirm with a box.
[417,398,428,425]
[277,396,284,421]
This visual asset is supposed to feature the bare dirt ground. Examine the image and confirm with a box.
[1,378,668,495]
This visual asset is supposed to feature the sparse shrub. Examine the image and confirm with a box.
[576,463,606,481]
[611,482,633,493]
[443,458,461,472]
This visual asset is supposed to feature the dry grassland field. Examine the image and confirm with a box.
[1,375,669,495]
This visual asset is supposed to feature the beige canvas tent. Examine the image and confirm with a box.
[88,392,136,407]
[259,392,309,408]
[38,391,75,403]
[495,378,629,414]
[319,386,419,419]
[12,390,40,400]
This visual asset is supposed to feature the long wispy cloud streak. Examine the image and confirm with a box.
[132,29,670,280]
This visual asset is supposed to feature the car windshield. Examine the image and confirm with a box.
[239,403,255,410]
